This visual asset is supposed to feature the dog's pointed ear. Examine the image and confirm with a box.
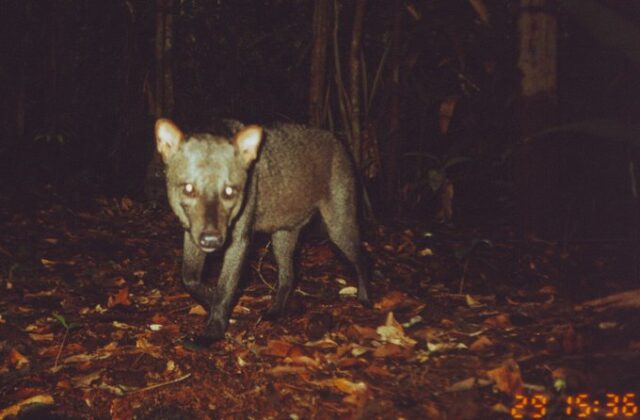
[155,119,184,163]
[233,125,263,166]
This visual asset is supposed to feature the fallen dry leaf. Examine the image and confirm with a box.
[331,378,367,394]
[136,337,163,358]
[231,305,251,316]
[107,288,131,308]
[0,394,54,418]
[470,336,493,352]
[188,304,207,316]
[483,313,511,329]
[350,343,370,357]
[41,258,76,267]
[305,337,338,349]
[491,402,510,415]
[9,349,29,368]
[486,359,523,396]
[150,313,168,324]
[426,341,467,353]
[346,324,378,340]
[29,332,54,342]
[376,312,417,348]
[71,369,104,388]
[63,351,112,364]
[262,340,295,357]
[288,355,321,370]
[56,379,72,390]
[373,343,412,359]
[580,288,640,310]
[539,285,557,295]
[113,277,127,287]
[364,364,394,377]
[375,291,415,311]
[412,326,442,342]
[418,247,433,257]
[337,357,368,369]
[121,196,134,211]
[268,365,308,376]
[465,294,482,307]
[338,286,358,297]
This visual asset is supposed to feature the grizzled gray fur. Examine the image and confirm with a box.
[155,119,371,340]
[144,119,244,207]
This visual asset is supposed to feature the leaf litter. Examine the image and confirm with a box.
[0,195,638,418]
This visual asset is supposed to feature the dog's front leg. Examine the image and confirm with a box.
[203,230,250,340]
[182,232,215,306]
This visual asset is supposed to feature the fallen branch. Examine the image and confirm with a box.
[580,288,640,310]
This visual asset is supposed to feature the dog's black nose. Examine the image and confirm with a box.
[199,232,223,249]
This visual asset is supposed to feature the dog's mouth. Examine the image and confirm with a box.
[198,245,219,253]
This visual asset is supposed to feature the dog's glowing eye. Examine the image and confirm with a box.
[183,183,195,196]
[223,186,236,199]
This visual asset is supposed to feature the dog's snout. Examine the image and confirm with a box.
[199,232,223,250]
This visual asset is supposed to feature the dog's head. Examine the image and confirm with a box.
[155,119,262,252]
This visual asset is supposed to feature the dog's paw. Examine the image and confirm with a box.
[358,289,372,308]
[200,318,227,343]
[261,306,283,322]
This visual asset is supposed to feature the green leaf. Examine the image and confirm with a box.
[53,312,69,330]
[52,313,81,330]
[443,156,473,170]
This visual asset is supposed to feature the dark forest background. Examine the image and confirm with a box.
[1,0,640,241]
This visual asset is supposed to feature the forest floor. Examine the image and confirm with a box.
[0,192,639,419]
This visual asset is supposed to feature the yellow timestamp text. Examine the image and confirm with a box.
[510,393,638,418]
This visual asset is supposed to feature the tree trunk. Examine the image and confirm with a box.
[308,0,330,127]
[48,1,59,131]
[7,2,28,148]
[348,0,366,167]
[154,0,165,119]
[154,0,174,118]
[163,0,175,117]
[515,0,558,236]
[147,0,175,206]
[384,0,403,214]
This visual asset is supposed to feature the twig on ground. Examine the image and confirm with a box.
[53,328,69,369]
[128,373,191,394]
